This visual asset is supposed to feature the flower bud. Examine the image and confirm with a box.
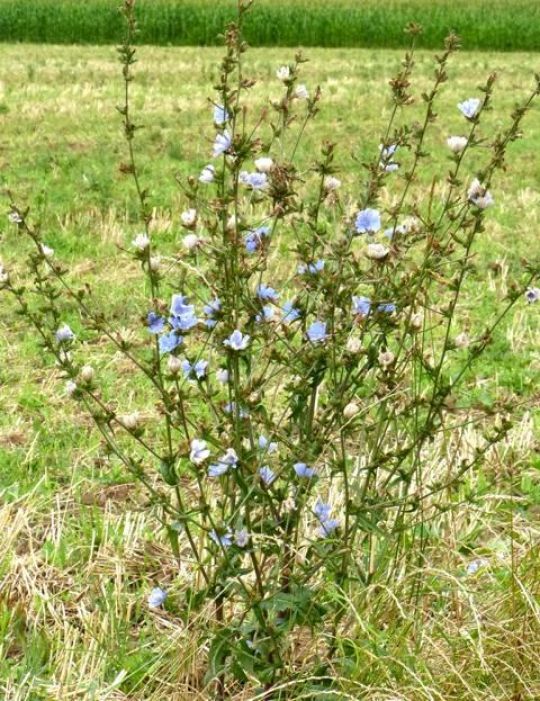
[80,365,94,383]
[40,244,54,258]
[410,312,423,330]
[378,350,395,368]
[65,380,78,396]
[121,412,140,431]
[149,255,161,271]
[343,401,360,419]
[167,355,183,375]
[294,84,309,100]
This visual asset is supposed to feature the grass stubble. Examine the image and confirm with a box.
[0,43,539,699]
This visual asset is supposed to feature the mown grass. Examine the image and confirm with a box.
[1,0,540,50]
[0,43,539,699]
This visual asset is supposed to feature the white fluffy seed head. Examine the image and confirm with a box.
[366,243,389,260]
[447,135,468,153]
[182,233,200,251]
[180,208,197,227]
[378,350,395,368]
[276,65,291,82]
[346,337,362,354]
[324,175,341,192]
[254,157,274,173]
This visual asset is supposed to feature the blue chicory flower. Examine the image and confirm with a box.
[244,225,270,253]
[259,465,276,485]
[203,297,221,328]
[258,435,278,454]
[240,171,268,190]
[294,462,317,478]
[525,287,540,304]
[208,448,238,478]
[147,587,167,608]
[313,501,332,521]
[209,529,233,548]
[281,300,301,324]
[307,320,327,343]
[313,501,339,537]
[147,311,165,334]
[199,164,216,184]
[298,259,325,275]
[182,359,208,380]
[256,305,275,323]
[213,131,232,158]
[234,529,249,547]
[224,402,250,418]
[55,324,75,343]
[379,144,399,172]
[352,296,372,316]
[458,97,481,119]
[189,438,210,465]
[169,294,198,332]
[223,329,250,351]
[377,303,396,314]
[355,208,381,235]
[213,104,230,125]
[256,283,279,302]
[159,332,182,355]
[319,518,340,537]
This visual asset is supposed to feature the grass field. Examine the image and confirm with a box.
[0,0,540,50]
[1,41,540,700]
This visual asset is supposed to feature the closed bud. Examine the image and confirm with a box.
[410,311,423,330]
[149,255,161,271]
[167,355,183,375]
[80,365,94,383]
[343,401,360,419]
[65,380,78,396]
[454,332,470,349]
[121,412,140,431]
